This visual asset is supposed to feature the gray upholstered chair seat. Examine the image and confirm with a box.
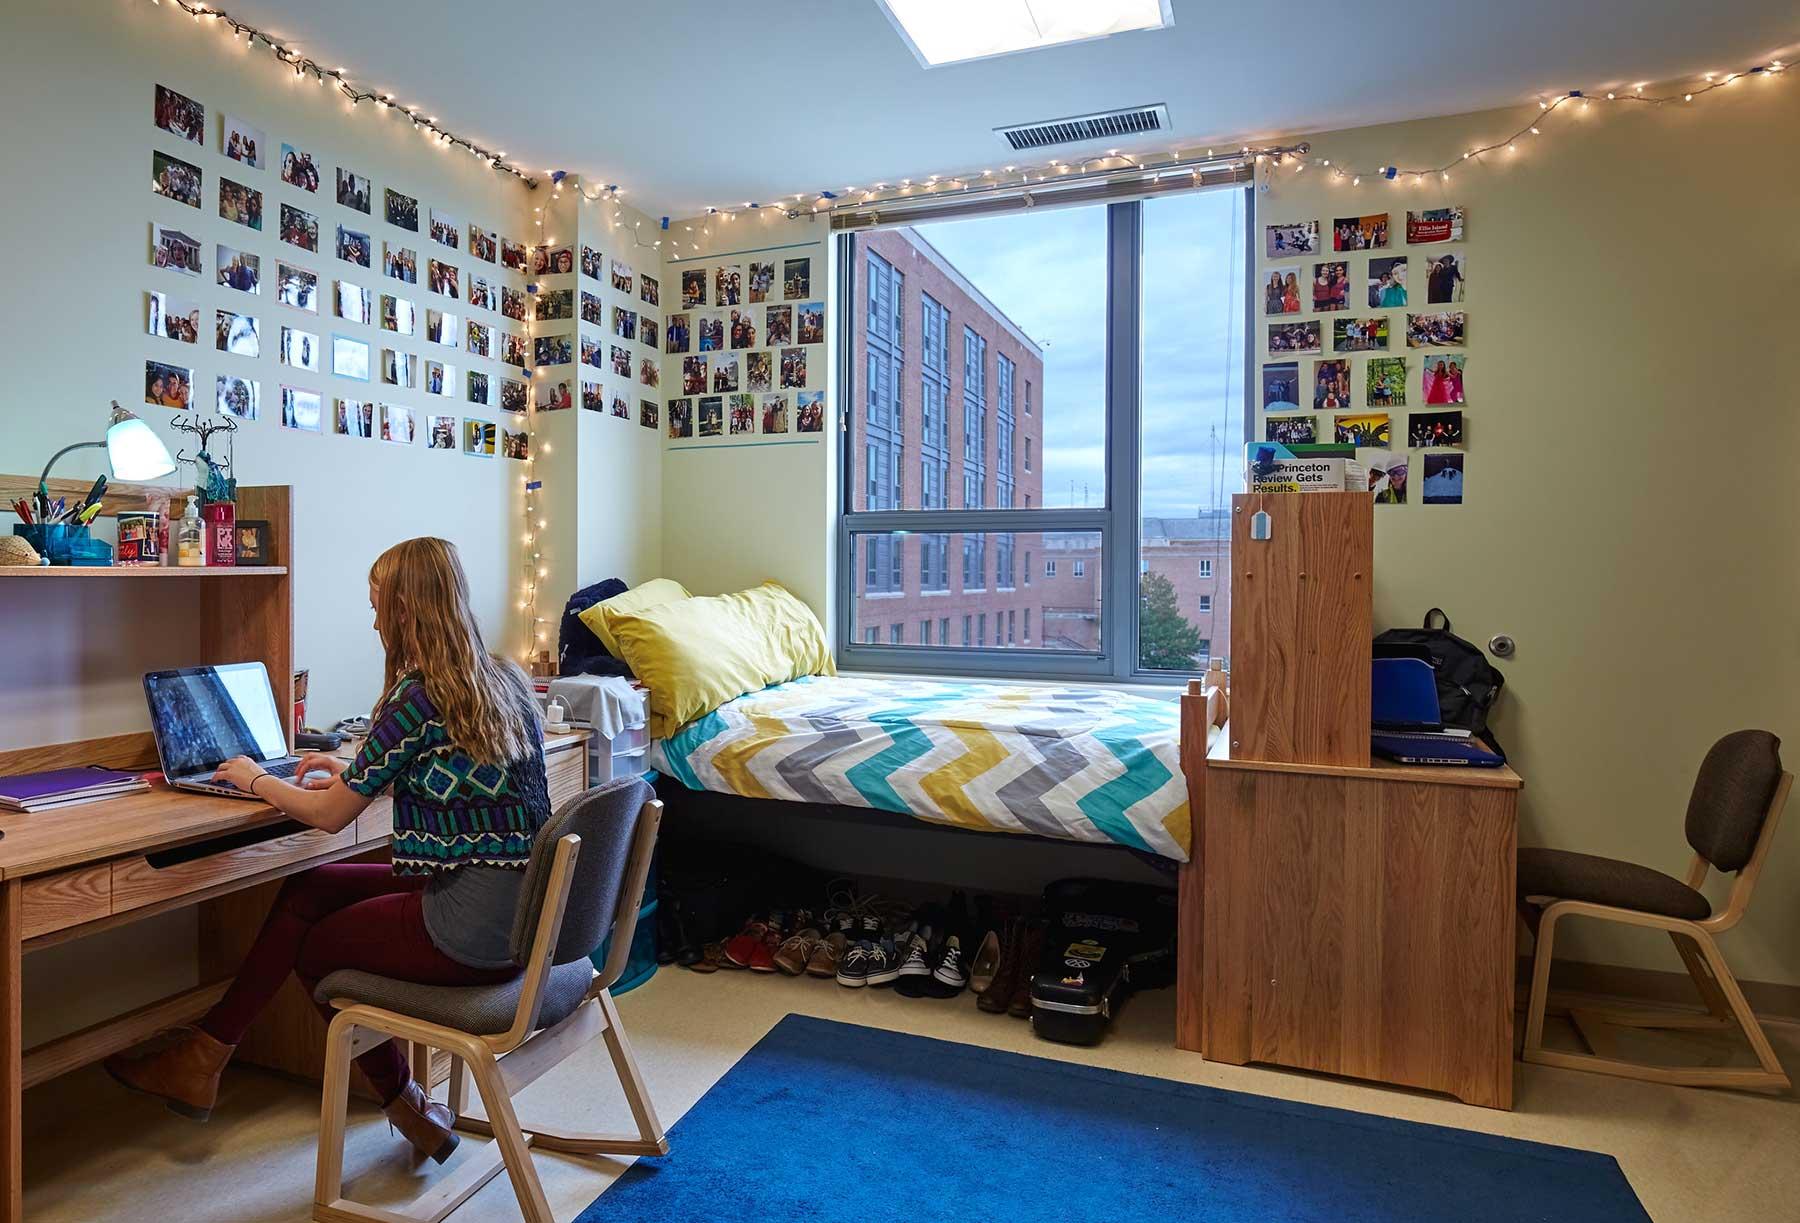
[1517,847,1710,921]
[315,961,595,1036]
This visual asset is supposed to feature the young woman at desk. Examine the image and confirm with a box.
[105,537,551,1166]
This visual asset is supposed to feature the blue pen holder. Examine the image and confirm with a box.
[13,524,112,566]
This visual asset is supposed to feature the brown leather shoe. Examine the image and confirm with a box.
[103,1026,235,1121]
[384,1079,461,1165]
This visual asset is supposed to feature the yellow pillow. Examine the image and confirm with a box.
[577,577,693,656]
[600,581,835,738]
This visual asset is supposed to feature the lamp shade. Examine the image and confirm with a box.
[104,408,176,480]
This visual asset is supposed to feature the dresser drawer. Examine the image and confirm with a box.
[111,820,359,914]
[20,863,113,939]
[546,742,589,809]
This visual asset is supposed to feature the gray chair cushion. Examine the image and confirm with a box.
[1684,730,1782,873]
[315,961,594,1036]
[1517,848,1711,921]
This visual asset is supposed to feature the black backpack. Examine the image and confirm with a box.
[1374,609,1505,737]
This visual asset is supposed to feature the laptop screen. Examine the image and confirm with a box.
[144,663,289,777]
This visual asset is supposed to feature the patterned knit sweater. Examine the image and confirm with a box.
[344,674,551,874]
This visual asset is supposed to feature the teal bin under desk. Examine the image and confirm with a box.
[591,898,659,995]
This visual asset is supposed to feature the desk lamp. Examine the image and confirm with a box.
[38,401,177,489]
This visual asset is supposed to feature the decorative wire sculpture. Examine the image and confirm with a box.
[170,414,239,504]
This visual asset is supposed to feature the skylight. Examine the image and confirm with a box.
[876,0,1174,68]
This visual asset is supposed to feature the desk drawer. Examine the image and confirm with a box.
[111,822,358,914]
[20,864,113,939]
[547,743,589,809]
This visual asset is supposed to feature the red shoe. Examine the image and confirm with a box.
[723,917,771,969]
[749,912,788,973]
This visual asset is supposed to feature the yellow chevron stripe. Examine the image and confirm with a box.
[1160,799,1191,860]
[708,714,791,799]
[917,724,1008,830]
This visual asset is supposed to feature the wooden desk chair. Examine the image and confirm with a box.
[311,776,667,1223]
[1520,730,1792,1092]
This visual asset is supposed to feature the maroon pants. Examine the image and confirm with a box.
[199,864,518,1104]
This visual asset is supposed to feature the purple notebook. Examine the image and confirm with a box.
[0,766,143,803]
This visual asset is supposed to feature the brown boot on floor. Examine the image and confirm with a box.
[1007,922,1045,1018]
[103,1026,235,1121]
[384,1079,461,1165]
[976,918,1022,1013]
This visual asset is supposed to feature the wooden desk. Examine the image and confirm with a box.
[0,731,590,1222]
[1186,731,1523,1109]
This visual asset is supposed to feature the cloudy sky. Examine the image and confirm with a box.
[915,187,1246,519]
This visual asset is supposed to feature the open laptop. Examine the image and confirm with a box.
[144,663,306,798]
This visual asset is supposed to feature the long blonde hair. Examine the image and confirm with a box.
[369,537,537,765]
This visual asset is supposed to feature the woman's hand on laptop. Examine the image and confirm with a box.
[296,754,348,789]
[212,756,268,793]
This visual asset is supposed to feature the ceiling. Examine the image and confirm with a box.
[219,0,1798,216]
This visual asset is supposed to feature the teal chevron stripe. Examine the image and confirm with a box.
[1075,734,1170,853]
[844,722,938,815]
[659,709,731,791]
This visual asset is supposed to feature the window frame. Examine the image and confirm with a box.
[835,188,1253,683]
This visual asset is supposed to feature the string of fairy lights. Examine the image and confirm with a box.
[1276,59,1788,187]
[146,0,537,183]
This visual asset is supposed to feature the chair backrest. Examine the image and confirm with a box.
[509,774,653,968]
[1685,730,1783,873]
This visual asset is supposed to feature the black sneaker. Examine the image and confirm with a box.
[863,933,900,987]
[835,940,873,988]
[926,934,970,998]
[894,923,936,997]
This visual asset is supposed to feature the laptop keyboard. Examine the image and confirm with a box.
[263,759,301,779]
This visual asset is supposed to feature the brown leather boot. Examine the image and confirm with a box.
[103,1026,235,1121]
[384,1079,461,1165]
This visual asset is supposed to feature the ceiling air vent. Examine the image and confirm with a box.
[995,103,1169,152]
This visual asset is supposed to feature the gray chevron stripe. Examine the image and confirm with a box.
[771,716,869,804]
[993,736,1096,839]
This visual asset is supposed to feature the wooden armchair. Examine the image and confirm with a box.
[1519,730,1791,1092]
[312,776,666,1223]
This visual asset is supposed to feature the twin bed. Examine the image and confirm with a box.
[646,672,1227,864]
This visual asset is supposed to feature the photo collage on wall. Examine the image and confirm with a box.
[661,252,825,442]
[549,232,661,432]
[1260,204,1467,505]
[148,82,519,457]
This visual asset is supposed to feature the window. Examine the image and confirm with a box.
[961,533,985,590]
[1138,188,1247,672]
[862,250,906,597]
[961,327,987,508]
[890,623,904,644]
[995,354,1015,508]
[840,190,1248,678]
[921,293,951,509]
[920,532,949,591]
[864,627,877,644]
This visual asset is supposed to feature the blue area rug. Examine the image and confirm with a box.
[577,1014,1649,1223]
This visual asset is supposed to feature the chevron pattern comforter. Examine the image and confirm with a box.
[646,674,1203,861]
